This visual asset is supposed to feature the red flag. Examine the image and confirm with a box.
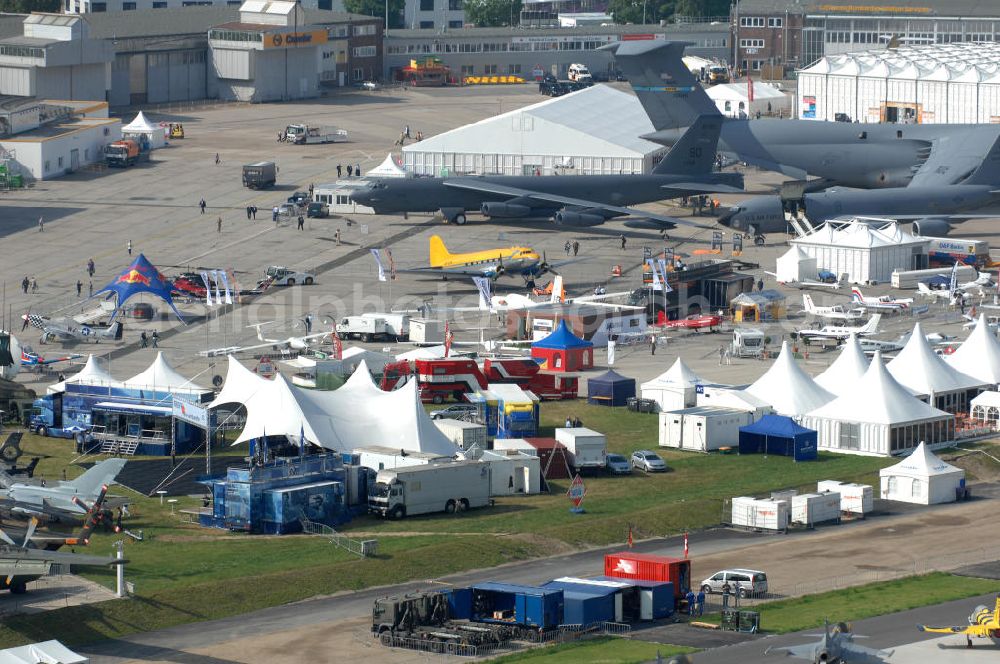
[747,75,755,103]
[333,332,343,360]
[683,532,689,558]
[444,322,453,358]
[627,524,634,549]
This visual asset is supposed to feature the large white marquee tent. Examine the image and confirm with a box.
[790,219,927,285]
[879,442,965,505]
[744,341,833,417]
[887,323,986,412]
[209,357,460,456]
[946,314,1000,387]
[47,352,204,395]
[802,352,954,457]
[814,334,870,397]
[401,85,667,176]
[797,42,1000,124]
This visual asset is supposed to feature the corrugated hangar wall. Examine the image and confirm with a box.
[110,49,208,107]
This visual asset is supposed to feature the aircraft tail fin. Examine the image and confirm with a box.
[67,458,127,500]
[429,235,452,268]
[550,275,565,303]
[802,293,814,313]
[102,321,123,341]
[862,313,881,334]
[602,40,719,132]
[653,114,723,175]
[851,287,865,303]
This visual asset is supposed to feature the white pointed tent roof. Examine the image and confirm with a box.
[946,314,1000,385]
[123,111,158,132]
[125,352,206,392]
[887,323,986,395]
[814,335,870,396]
[209,357,459,455]
[641,357,702,389]
[879,441,963,479]
[744,341,834,416]
[367,153,410,178]
[47,354,121,394]
[807,352,951,425]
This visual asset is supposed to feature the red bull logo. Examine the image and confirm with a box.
[117,269,151,286]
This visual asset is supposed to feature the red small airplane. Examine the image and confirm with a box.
[654,313,723,332]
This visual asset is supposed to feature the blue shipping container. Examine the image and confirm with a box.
[471,582,564,629]
[594,576,674,619]
[446,587,473,620]
[560,590,616,627]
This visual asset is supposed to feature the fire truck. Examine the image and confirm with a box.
[381,358,577,403]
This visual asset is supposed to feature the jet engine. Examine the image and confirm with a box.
[554,210,606,227]
[480,202,532,218]
[911,217,952,237]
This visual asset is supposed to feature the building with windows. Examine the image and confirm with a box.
[383,22,729,80]
[402,0,464,31]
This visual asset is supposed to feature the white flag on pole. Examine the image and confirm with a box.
[370,249,387,282]
[212,270,224,305]
[219,270,234,305]
[200,271,213,307]
[473,277,493,311]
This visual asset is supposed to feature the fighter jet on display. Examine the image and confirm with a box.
[0,458,128,521]
[21,313,123,345]
[612,39,1000,191]
[918,594,1000,647]
[766,621,892,663]
[348,115,741,228]
[801,294,866,323]
[796,314,881,345]
[200,322,334,358]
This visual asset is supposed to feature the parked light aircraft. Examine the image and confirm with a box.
[850,288,912,311]
[393,236,580,285]
[19,346,82,370]
[919,594,1000,648]
[766,621,892,663]
[767,271,845,291]
[797,314,881,345]
[801,294,866,322]
[21,313,123,345]
[0,458,127,521]
[917,264,992,301]
[348,116,741,229]
[200,322,334,358]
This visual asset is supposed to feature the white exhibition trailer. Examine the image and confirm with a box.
[659,406,754,452]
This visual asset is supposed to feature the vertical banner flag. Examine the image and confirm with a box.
[747,75,754,103]
[219,270,234,305]
[627,523,633,549]
[200,272,214,307]
[385,248,397,281]
[444,322,453,357]
[370,249,387,282]
[212,270,223,306]
[684,532,690,558]
[299,423,305,461]
[607,338,616,365]
[473,277,493,311]
[658,258,672,293]
[333,333,343,360]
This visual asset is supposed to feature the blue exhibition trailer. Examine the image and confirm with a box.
[738,415,818,461]
[469,582,564,629]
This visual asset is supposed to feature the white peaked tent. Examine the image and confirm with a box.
[125,352,206,393]
[814,335,870,396]
[744,341,834,417]
[641,357,703,411]
[122,111,166,148]
[802,352,954,456]
[887,322,987,411]
[47,354,122,394]
[879,441,965,504]
[774,246,817,284]
[366,153,411,178]
[946,314,1000,386]
[0,640,88,664]
[209,357,460,455]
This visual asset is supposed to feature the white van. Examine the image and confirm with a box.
[568,63,593,83]
[699,568,768,598]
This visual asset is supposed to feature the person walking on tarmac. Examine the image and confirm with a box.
[199,198,206,214]
[685,589,696,616]
[696,589,706,616]
[334,229,341,246]
[76,280,82,297]
[297,215,304,230]
[139,331,148,348]
[87,258,95,277]
[619,234,627,250]
[21,276,28,294]
[151,330,159,348]
[572,240,580,256]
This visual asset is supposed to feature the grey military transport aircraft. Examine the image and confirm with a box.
[348,115,742,229]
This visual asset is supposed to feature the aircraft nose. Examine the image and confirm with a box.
[717,207,739,229]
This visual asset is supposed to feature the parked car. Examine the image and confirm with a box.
[287,191,310,206]
[264,266,315,286]
[700,569,768,598]
[605,453,632,475]
[429,404,478,421]
[539,80,566,97]
[306,202,329,218]
[631,450,667,473]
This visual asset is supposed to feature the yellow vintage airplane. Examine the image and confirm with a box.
[918,595,1000,648]
[394,235,578,284]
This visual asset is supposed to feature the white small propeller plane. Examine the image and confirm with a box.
[199,321,333,358]
[801,294,866,323]
[797,313,881,345]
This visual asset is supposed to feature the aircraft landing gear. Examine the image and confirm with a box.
[440,208,467,225]
[754,235,765,246]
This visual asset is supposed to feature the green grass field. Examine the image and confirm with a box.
[0,402,896,648]
[489,637,693,664]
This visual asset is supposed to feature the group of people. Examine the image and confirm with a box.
[139,330,160,348]
[563,240,580,256]
[335,163,363,178]
[684,589,707,616]
[681,195,721,216]
[563,416,584,428]
[20,276,37,294]
[395,125,423,146]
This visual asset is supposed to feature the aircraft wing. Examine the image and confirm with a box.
[27,353,83,366]
[442,179,708,229]
[842,641,893,663]
[0,559,51,576]
[395,266,500,278]
[919,623,993,637]
[199,340,287,358]
[766,642,817,660]
[661,181,744,194]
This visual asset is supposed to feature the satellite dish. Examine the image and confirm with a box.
[212,374,224,388]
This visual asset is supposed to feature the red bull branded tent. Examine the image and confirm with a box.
[95,254,185,322]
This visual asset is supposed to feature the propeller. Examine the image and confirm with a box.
[495,256,505,277]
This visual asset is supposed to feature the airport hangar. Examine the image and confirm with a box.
[0,2,383,106]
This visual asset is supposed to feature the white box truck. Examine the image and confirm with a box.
[791,492,841,526]
[369,461,491,519]
[336,313,409,342]
[555,427,607,471]
[285,124,349,144]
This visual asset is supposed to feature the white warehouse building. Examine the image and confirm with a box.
[797,42,1000,124]
[401,84,667,177]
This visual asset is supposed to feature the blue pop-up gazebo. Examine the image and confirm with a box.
[738,415,818,461]
[95,254,184,322]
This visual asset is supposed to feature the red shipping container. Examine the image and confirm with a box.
[604,552,691,598]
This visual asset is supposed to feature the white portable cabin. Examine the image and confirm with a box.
[355,445,455,472]
[879,441,965,505]
[554,427,606,469]
[409,318,443,345]
[313,180,376,215]
[791,492,841,526]
[817,480,873,515]
[731,496,789,531]
[477,449,541,495]
[434,419,488,451]
[658,406,754,452]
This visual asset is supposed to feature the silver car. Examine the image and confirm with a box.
[631,450,667,473]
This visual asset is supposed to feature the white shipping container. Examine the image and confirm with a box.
[555,427,607,469]
[731,496,790,531]
[409,318,443,345]
[434,419,488,451]
[817,481,874,515]
[791,492,842,526]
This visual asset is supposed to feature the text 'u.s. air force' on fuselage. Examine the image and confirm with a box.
[348,114,742,231]
[611,39,1000,238]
